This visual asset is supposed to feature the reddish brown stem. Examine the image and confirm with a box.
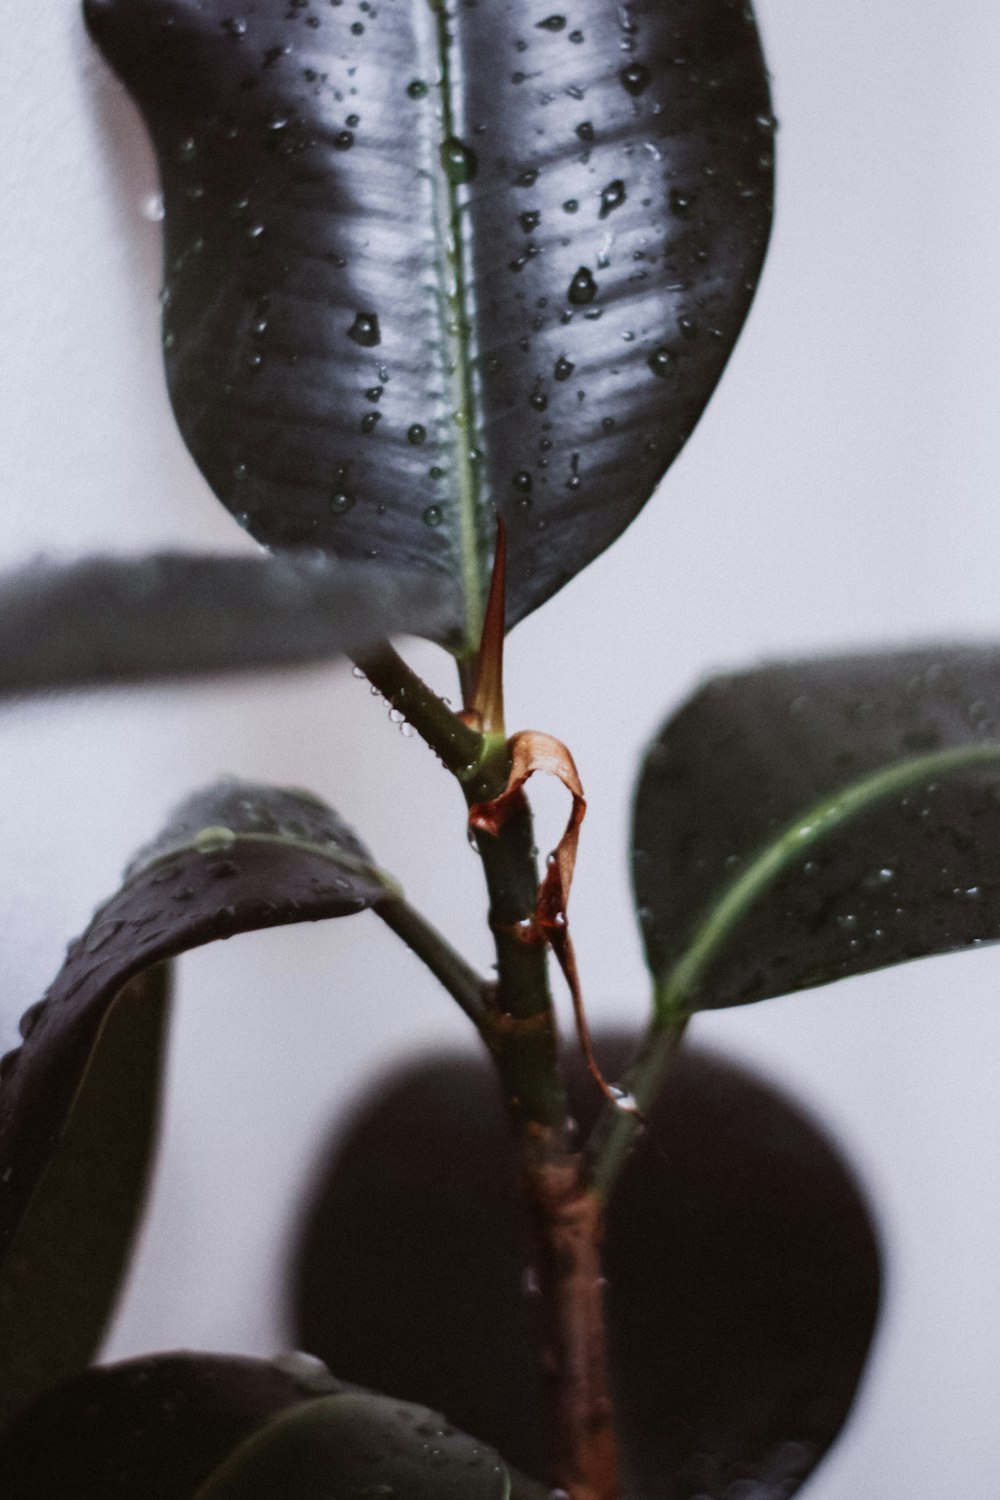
[529,1157,622,1500]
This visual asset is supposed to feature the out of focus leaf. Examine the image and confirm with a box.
[195,1390,510,1500]
[0,966,167,1441]
[632,646,1000,1018]
[291,1036,881,1498]
[0,779,391,1428]
[0,1351,346,1496]
[0,551,451,697]
[84,0,773,655]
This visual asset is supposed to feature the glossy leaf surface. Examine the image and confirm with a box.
[633,645,1000,1018]
[0,967,168,1439]
[0,552,451,697]
[0,1352,347,1496]
[0,780,390,1427]
[196,1390,510,1500]
[84,0,773,655]
[292,1037,881,1498]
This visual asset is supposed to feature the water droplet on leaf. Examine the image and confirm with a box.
[568,266,597,304]
[599,179,626,218]
[441,137,477,183]
[194,826,238,853]
[620,62,651,95]
[348,312,381,347]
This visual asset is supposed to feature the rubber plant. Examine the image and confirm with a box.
[0,1,994,1496]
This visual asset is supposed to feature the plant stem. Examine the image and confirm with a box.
[467,733,622,1500]
[584,1016,689,1205]
[375,894,489,1029]
[533,1176,620,1500]
[351,641,483,778]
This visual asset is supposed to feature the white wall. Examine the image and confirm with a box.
[2,2,1000,1494]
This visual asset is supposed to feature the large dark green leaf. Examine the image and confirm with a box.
[0,1352,347,1496]
[0,551,451,697]
[632,645,1000,1019]
[292,1037,881,1498]
[84,0,773,656]
[0,1351,536,1500]
[0,780,391,1429]
[196,1390,511,1500]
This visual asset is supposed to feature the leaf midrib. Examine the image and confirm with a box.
[654,740,1000,1021]
[427,0,484,657]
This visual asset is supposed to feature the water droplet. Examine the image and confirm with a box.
[678,315,699,339]
[423,504,444,527]
[536,13,566,29]
[554,355,575,381]
[194,826,237,853]
[84,918,125,954]
[529,383,548,411]
[562,198,578,213]
[648,346,674,377]
[519,209,541,233]
[348,311,381,347]
[575,121,594,142]
[513,469,532,492]
[441,137,477,184]
[569,28,584,42]
[516,168,539,187]
[141,192,165,222]
[350,19,364,33]
[361,411,381,433]
[599,179,626,218]
[407,79,429,99]
[620,62,651,95]
[178,135,197,161]
[334,129,354,150]
[330,491,355,515]
[406,423,427,446]
[221,16,248,37]
[568,266,597,305]
[669,187,695,218]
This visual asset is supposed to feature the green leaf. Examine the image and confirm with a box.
[632,646,1000,1019]
[0,552,451,697]
[0,966,168,1440]
[292,1037,880,1497]
[83,0,773,656]
[0,779,392,1428]
[0,1351,348,1497]
[195,1391,510,1500]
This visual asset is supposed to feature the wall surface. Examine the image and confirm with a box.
[2,2,1000,1495]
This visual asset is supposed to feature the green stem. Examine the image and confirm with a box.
[375,894,489,1028]
[465,734,569,1143]
[352,641,483,778]
[585,1015,688,1205]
